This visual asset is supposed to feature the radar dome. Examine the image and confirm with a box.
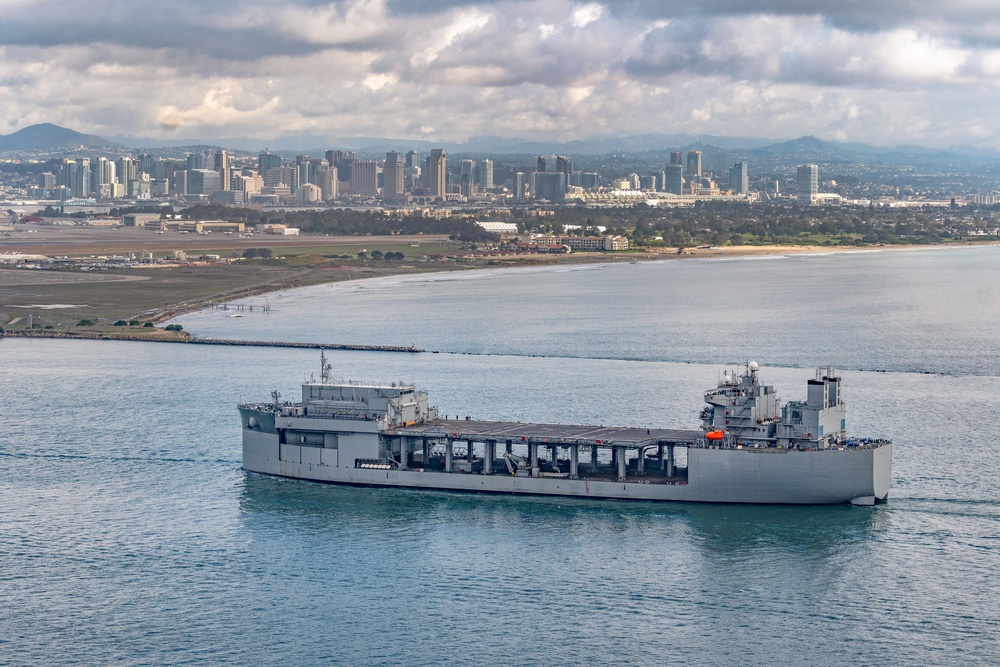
[748,361,759,372]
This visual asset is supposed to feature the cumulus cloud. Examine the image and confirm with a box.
[2,0,1000,147]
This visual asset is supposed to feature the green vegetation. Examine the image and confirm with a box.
[242,247,273,260]
[181,205,499,243]
[164,324,183,332]
[516,201,995,248]
[78,319,94,326]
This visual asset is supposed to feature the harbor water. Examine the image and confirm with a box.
[2,246,999,665]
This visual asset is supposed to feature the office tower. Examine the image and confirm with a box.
[258,150,282,175]
[325,150,356,182]
[428,149,446,199]
[188,169,221,195]
[215,150,231,191]
[475,159,493,190]
[534,172,566,202]
[460,160,475,197]
[94,157,116,191]
[405,150,420,169]
[58,158,90,198]
[796,164,818,203]
[670,150,683,165]
[38,172,55,197]
[515,172,525,203]
[172,170,188,195]
[383,152,405,201]
[664,163,684,195]
[138,153,154,176]
[577,172,599,190]
[350,160,378,196]
[729,161,749,195]
[265,166,291,187]
[116,157,138,185]
[537,156,547,173]
[687,151,702,178]
[556,156,573,182]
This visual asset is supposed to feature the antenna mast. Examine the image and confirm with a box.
[320,349,332,384]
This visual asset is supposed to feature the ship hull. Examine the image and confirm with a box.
[241,422,890,505]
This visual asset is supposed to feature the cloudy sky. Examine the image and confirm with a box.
[2,0,1000,148]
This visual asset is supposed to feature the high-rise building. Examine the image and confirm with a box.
[428,149,446,199]
[533,171,566,202]
[537,156,547,173]
[116,157,138,185]
[38,172,55,197]
[797,164,818,203]
[577,172,600,190]
[94,157,116,192]
[670,150,683,165]
[729,161,749,195]
[265,166,292,187]
[188,169,221,195]
[475,159,493,190]
[382,152,405,201]
[515,172,525,203]
[215,150,231,191]
[556,156,573,182]
[258,150,282,176]
[56,158,91,198]
[350,160,378,196]
[405,150,420,169]
[137,153,154,176]
[313,165,338,200]
[664,164,684,195]
[687,151,702,178]
[460,160,475,197]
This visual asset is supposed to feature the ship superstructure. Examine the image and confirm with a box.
[239,357,891,505]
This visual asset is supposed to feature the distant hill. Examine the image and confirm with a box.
[0,123,124,153]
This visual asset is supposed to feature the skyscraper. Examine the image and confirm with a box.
[533,172,566,202]
[797,164,818,203]
[350,160,378,196]
[428,149,446,199]
[664,164,684,195]
[383,152,405,201]
[215,150,231,191]
[556,156,573,182]
[515,172,525,203]
[475,159,493,190]
[405,150,420,169]
[687,151,702,178]
[729,161,749,195]
[670,150,683,165]
[258,150,282,176]
[537,156,547,173]
[460,160,475,197]
[188,169,221,195]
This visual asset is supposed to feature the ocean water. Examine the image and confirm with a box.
[2,246,999,665]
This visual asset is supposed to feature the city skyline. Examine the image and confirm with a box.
[3,1,1000,150]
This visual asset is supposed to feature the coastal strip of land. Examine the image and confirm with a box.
[2,230,983,346]
[0,329,423,352]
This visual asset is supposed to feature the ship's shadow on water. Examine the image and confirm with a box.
[238,471,880,556]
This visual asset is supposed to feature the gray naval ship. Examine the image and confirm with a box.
[239,356,891,505]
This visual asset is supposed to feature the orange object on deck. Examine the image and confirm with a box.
[705,430,725,441]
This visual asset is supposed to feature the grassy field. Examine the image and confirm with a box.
[0,261,430,334]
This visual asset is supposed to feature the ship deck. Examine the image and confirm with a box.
[386,419,702,449]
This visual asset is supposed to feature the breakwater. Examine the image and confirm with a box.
[0,329,423,353]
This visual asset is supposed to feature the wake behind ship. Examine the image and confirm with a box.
[239,356,891,505]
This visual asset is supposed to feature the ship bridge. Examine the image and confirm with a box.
[383,418,702,482]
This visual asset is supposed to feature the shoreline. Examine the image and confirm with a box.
[152,241,975,323]
[4,241,993,345]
